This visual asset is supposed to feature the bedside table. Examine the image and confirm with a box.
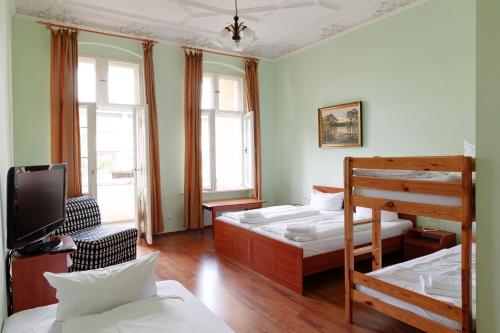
[404,227,456,260]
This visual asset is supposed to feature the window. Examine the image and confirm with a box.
[78,56,143,223]
[201,73,254,192]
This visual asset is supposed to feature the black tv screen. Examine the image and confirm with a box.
[7,164,67,250]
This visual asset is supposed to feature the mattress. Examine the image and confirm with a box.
[253,219,413,258]
[356,244,476,331]
[2,280,234,333]
[353,169,474,207]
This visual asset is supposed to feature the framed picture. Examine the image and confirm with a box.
[318,101,362,147]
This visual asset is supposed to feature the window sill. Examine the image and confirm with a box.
[203,188,253,195]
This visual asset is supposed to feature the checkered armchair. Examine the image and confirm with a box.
[56,195,138,271]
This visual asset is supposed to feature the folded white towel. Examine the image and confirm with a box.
[287,223,317,234]
[285,231,318,242]
[242,210,263,218]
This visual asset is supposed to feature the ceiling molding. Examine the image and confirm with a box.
[14,0,430,59]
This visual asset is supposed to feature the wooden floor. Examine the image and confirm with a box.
[138,229,423,333]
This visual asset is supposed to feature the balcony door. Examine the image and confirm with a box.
[78,56,149,230]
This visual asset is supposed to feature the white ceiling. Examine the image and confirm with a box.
[13,0,427,59]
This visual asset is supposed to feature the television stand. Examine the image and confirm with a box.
[17,235,64,255]
[9,235,76,314]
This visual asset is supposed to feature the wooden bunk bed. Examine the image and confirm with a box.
[343,156,474,333]
[214,185,416,294]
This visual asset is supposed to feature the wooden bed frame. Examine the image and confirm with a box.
[344,156,474,333]
[213,185,416,294]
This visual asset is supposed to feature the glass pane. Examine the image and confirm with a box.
[218,76,242,111]
[96,109,136,223]
[215,114,243,190]
[201,113,211,190]
[202,75,214,110]
[79,105,88,128]
[108,61,138,105]
[81,157,89,194]
[243,113,254,188]
[80,127,88,158]
[78,58,96,103]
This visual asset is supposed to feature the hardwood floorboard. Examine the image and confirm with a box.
[138,230,424,333]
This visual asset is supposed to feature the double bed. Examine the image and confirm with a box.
[213,186,416,294]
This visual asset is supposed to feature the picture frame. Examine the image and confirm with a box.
[318,101,362,148]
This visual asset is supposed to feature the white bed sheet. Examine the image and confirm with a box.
[352,169,475,207]
[2,280,234,333]
[217,209,344,230]
[253,220,413,257]
[356,244,476,331]
[354,187,461,207]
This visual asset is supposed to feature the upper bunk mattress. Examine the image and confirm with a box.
[356,244,476,331]
[3,280,234,333]
[353,169,474,207]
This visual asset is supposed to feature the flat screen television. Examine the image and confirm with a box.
[7,164,67,251]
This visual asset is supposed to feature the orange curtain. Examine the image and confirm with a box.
[142,42,165,234]
[183,50,203,229]
[50,29,82,198]
[244,59,262,200]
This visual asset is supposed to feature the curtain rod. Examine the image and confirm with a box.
[181,45,260,61]
[38,21,159,44]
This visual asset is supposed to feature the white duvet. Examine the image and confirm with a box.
[260,212,371,241]
[2,281,234,333]
[222,205,321,224]
[62,295,224,333]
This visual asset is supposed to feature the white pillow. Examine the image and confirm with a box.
[310,189,344,211]
[44,251,159,321]
[464,140,475,158]
[354,207,399,222]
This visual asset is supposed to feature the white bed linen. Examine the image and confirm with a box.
[2,281,234,333]
[260,214,372,241]
[253,220,413,257]
[218,210,344,230]
[353,169,474,207]
[222,205,321,224]
[356,244,476,331]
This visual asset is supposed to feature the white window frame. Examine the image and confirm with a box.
[202,72,254,193]
[78,55,145,198]
[79,55,144,107]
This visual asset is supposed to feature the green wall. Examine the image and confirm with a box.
[476,0,500,331]
[10,18,278,232]
[273,0,476,233]
[0,0,12,322]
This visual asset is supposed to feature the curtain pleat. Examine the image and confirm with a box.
[142,42,165,235]
[244,59,262,200]
[50,29,82,198]
[183,50,204,229]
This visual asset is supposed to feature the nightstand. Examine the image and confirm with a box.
[404,227,456,260]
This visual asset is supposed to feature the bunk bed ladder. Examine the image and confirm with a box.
[461,157,474,333]
[344,157,354,323]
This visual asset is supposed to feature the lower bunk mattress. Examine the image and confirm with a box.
[217,216,413,258]
[356,244,476,331]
